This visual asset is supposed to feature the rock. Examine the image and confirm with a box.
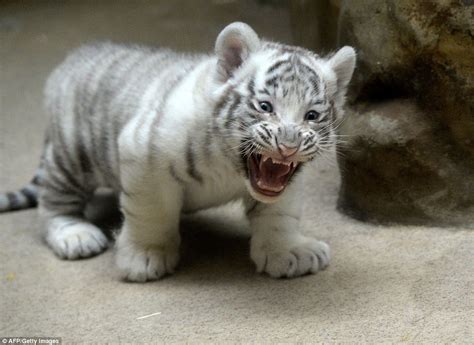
[338,100,474,226]
[290,0,474,226]
[289,0,339,53]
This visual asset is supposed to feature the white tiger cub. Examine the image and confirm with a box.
[1,22,356,282]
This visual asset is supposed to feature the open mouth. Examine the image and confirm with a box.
[247,153,299,197]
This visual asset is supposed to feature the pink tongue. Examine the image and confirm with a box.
[259,158,291,186]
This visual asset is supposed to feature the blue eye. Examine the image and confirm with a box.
[305,110,320,121]
[258,101,273,113]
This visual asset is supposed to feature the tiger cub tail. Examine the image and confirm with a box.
[0,170,42,213]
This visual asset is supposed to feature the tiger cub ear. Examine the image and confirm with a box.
[215,22,260,82]
[326,46,356,97]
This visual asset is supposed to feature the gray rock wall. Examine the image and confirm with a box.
[291,0,474,226]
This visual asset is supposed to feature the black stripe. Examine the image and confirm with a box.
[240,137,253,177]
[298,62,320,93]
[92,52,134,173]
[202,126,213,163]
[53,123,87,193]
[210,81,235,162]
[258,131,272,146]
[99,124,111,174]
[212,89,240,161]
[44,155,87,197]
[74,60,94,176]
[265,76,279,87]
[280,64,294,76]
[247,78,255,97]
[304,135,313,146]
[261,126,272,138]
[303,148,318,156]
[213,88,232,118]
[224,94,241,129]
[111,54,164,170]
[302,141,317,152]
[247,113,259,122]
[169,165,185,185]
[267,59,290,74]
[186,139,203,184]
[52,151,84,193]
[308,76,320,94]
[210,91,232,157]
[41,177,73,196]
[6,192,22,210]
[81,50,125,175]
[257,128,271,141]
[20,187,38,207]
[77,141,92,174]
[31,174,41,185]
[149,62,198,160]
[240,120,254,131]
[247,100,258,112]
[298,62,318,79]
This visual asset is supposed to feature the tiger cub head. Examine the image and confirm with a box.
[212,22,356,203]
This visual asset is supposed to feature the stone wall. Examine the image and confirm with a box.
[290,0,474,226]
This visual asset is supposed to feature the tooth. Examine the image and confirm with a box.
[263,156,270,163]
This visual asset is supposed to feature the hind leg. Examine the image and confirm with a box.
[39,165,109,260]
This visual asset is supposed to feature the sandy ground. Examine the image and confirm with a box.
[0,1,472,343]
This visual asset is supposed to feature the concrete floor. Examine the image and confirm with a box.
[0,1,473,343]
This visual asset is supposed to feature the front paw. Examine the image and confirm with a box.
[115,239,179,282]
[47,222,109,260]
[250,234,330,278]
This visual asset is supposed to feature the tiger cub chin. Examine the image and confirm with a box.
[1,22,355,282]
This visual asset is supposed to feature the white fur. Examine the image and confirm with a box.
[46,216,109,259]
[41,23,355,281]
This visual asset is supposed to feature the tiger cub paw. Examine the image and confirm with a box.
[115,239,179,282]
[47,222,109,260]
[250,233,330,278]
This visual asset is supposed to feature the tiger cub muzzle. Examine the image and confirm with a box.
[247,152,300,197]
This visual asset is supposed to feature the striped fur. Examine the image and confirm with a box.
[1,23,356,281]
[0,176,40,212]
